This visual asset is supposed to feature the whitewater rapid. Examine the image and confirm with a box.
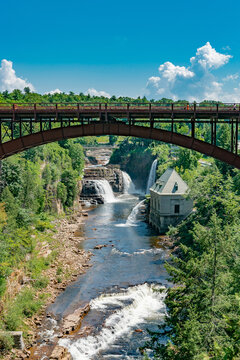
[60,283,166,360]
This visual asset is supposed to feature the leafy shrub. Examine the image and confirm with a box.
[5,288,43,330]
[0,333,14,354]
[35,219,53,232]
[57,182,67,204]
[27,256,50,278]
[33,276,49,289]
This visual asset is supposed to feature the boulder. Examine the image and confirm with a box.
[50,345,72,360]
[62,304,90,334]
[94,244,107,250]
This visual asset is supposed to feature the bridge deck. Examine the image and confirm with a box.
[0,103,239,120]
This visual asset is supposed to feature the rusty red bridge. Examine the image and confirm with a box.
[0,102,239,168]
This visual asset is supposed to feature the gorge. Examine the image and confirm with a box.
[29,154,169,360]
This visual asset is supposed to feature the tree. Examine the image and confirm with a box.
[1,187,18,218]
[174,148,201,174]
[24,87,31,94]
[61,170,77,207]
[57,182,67,205]
[109,135,118,145]
[144,169,240,360]
[68,143,84,175]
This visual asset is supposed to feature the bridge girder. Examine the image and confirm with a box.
[0,123,239,169]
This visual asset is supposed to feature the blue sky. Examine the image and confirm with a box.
[1,0,240,100]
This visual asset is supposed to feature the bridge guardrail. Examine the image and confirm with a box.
[0,102,239,112]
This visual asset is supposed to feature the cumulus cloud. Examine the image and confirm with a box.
[45,88,63,95]
[85,88,111,98]
[159,62,194,82]
[146,42,239,102]
[190,42,232,70]
[0,59,34,92]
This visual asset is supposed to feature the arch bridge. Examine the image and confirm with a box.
[0,102,239,168]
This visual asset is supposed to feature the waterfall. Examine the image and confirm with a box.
[91,179,116,203]
[126,199,145,226]
[146,159,158,194]
[59,283,166,360]
[122,171,136,194]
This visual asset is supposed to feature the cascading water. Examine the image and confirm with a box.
[126,199,145,226]
[146,159,158,194]
[59,283,166,360]
[91,179,116,203]
[122,171,136,194]
[35,179,170,360]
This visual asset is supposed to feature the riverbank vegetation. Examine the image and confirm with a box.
[0,139,84,356]
[110,132,240,359]
[133,152,240,359]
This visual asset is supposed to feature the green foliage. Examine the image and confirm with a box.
[68,143,85,174]
[33,276,49,289]
[109,135,118,145]
[57,182,67,204]
[4,289,42,331]
[0,159,23,197]
[42,164,52,188]
[173,148,201,174]
[0,333,14,355]
[35,219,53,232]
[144,167,240,359]
[61,170,77,207]
[26,256,50,279]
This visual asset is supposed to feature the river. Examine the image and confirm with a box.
[41,186,170,359]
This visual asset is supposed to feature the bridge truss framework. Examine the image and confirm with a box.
[0,102,239,168]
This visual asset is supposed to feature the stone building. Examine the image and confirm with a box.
[149,168,193,233]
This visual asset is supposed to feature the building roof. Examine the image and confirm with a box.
[150,168,189,195]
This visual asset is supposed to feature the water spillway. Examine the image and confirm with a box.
[82,179,116,204]
[94,179,116,203]
[146,159,158,194]
[122,171,136,194]
[126,199,146,226]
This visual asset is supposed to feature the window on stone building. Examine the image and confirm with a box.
[174,204,180,214]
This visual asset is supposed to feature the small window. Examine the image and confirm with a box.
[174,204,180,214]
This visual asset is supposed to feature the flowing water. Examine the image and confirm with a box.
[145,159,158,194]
[43,173,169,359]
[122,171,137,194]
[88,179,116,203]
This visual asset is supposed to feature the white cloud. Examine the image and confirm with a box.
[190,42,232,70]
[223,74,239,81]
[147,76,161,87]
[0,59,34,92]
[158,62,194,82]
[145,42,238,102]
[85,88,111,98]
[45,88,63,95]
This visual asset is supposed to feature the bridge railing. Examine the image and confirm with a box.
[0,102,239,112]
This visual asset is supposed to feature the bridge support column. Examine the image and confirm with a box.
[211,117,217,146]
[191,116,195,138]
[11,118,14,140]
[236,118,239,154]
[171,103,174,133]
[231,118,234,153]
[105,103,108,123]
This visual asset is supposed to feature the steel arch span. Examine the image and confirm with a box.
[0,123,239,169]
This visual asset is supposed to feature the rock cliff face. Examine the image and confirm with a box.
[84,166,123,192]
[85,148,114,166]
